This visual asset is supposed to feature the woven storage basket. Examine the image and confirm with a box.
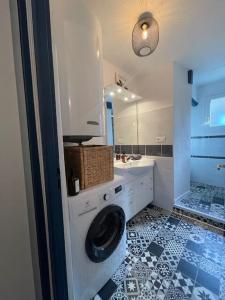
[64,145,114,190]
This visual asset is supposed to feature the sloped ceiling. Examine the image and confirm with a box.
[85,0,225,85]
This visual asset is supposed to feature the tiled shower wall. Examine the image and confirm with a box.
[191,79,225,188]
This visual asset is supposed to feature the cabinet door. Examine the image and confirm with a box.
[125,182,138,221]
[135,171,154,213]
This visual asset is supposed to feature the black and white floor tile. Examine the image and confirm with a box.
[95,205,225,300]
[175,182,225,224]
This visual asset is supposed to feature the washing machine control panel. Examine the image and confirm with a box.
[99,184,124,204]
[115,185,123,194]
[103,193,110,201]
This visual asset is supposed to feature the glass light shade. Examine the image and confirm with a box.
[132,13,159,57]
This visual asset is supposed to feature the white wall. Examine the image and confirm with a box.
[152,157,174,211]
[127,64,174,210]
[133,64,174,145]
[173,62,192,201]
[0,1,36,299]
[103,59,132,87]
[191,79,225,187]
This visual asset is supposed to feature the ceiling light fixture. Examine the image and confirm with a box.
[132,12,159,57]
[124,97,128,101]
[131,94,136,99]
[117,88,122,93]
[110,91,115,97]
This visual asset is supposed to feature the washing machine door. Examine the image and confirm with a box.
[85,205,125,263]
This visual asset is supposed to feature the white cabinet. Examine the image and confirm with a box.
[125,169,154,221]
[125,182,138,221]
[135,170,154,214]
[50,0,104,141]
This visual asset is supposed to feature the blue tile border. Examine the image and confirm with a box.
[114,144,173,157]
[191,155,225,159]
[191,135,225,139]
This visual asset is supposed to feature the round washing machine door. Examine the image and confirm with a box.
[85,205,125,263]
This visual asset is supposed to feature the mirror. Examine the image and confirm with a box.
[113,99,138,146]
[104,84,142,152]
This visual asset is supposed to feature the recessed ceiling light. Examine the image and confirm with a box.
[117,88,122,94]
[131,94,136,99]
[110,91,115,97]
[124,97,128,101]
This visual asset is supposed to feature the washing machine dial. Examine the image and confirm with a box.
[103,193,110,201]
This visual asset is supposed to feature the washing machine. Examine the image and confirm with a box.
[68,177,126,300]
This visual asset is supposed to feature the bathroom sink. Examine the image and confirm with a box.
[114,157,155,175]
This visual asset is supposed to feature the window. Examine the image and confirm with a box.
[210,97,225,127]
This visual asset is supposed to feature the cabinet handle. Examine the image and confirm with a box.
[87,121,99,126]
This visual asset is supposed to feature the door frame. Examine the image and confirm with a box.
[17,0,69,299]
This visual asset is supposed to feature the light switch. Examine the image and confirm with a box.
[155,136,166,143]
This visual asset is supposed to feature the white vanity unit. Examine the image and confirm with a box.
[114,157,155,220]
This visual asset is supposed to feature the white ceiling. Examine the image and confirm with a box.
[85,0,225,85]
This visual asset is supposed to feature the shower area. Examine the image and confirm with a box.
[175,79,225,223]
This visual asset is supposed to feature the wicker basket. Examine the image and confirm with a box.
[64,145,114,190]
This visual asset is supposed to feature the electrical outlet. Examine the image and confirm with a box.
[155,136,166,144]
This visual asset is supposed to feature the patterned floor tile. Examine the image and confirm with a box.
[123,254,139,272]
[173,234,188,246]
[157,228,174,240]
[124,277,141,297]
[140,251,158,268]
[153,234,170,248]
[164,222,178,232]
[192,285,219,300]
[175,181,225,223]
[186,240,204,255]
[95,206,225,300]
[111,290,129,300]
[159,250,180,271]
[177,259,198,280]
[199,257,222,279]
[220,278,225,300]
[137,286,156,299]
[202,247,221,265]
[112,261,130,285]
[172,271,194,297]
[164,286,185,300]
[189,233,205,245]
[130,261,152,282]
[156,262,174,280]
[175,227,192,240]
[196,269,220,295]
[98,279,117,300]
[128,244,143,257]
[145,270,170,298]
[127,230,140,240]
[147,242,164,257]
[164,240,185,257]
[182,248,200,267]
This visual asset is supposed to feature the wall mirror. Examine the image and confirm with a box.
[104,84,141,153]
